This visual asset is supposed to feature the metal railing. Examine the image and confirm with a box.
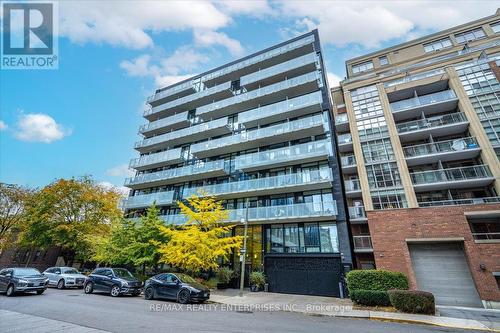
[335,113,348,124]
[182,168,333,198]
[384,68,446,88]
[121,191,175,209]
[396,112,468,134]
[471,232,500,240]
[341,155,356,167]
[129,148,182,169]
[348,206,367,219]
[345,179,361,192]
[353,236,373,250]
[390,90,457,113]
[410,165,492,185]
[403,137,479,158]
[418,196,500,207]
[338,133,353,144]
[139,111,189,133]
[148,80,196,104]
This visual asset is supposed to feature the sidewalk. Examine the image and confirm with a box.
[210,289,494,331]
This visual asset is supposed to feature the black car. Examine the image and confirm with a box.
[84,268,142,297]
[144,273,210,304]
[0,267,49,296]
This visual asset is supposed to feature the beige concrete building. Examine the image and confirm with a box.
[332,10,500,308]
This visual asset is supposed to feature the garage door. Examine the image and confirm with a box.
[264,255,341,297]
[409,243,482,307]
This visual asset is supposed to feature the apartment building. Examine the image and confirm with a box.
[124,30,352,297]
[332,10,500,308]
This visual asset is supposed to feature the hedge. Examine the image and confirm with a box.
[350,290,391,306]
[346,270,409,294]
[388,290,435,315]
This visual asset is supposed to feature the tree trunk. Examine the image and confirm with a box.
[142,263,146,276]
[24,247,34,267]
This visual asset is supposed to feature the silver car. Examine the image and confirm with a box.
[43,267,87,289]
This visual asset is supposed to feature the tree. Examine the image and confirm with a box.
[157,194,243,276]
[20,177,122,265]
[0,184,33,251]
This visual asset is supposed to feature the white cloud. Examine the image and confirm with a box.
[106,163,135,177]
[14,113,71,143]
[161,46,210,75]
[98,181,130,197]
[0,121,7,131]
[193,30,244,56]
[217,0,275,18]
[119,55,153,77]
[154,74,196,89]
[327,72,342,88]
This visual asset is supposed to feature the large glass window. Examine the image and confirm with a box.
[366,162,402,189]
[352,60,374,74]
[361,138,395,163]
[319,223,339,252]
[423,37,452,53]
[265,223,339,253]
[491,22,500,34]
[454,28,486,44]
[371,189,408,209]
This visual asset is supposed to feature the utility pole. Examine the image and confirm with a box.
[238,198,250,297]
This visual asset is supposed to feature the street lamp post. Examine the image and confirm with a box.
[238,199,250,297]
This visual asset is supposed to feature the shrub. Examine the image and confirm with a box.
[346,270,409,294]
[216,267,234,284]
[249,271,266,288]
[388,290,435,315]
[350,290,391,306]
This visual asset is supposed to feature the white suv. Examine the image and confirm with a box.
[43,267,87,289]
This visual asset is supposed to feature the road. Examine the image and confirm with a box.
[0,288,482,333]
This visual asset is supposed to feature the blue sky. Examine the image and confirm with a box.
[0,0,497,193]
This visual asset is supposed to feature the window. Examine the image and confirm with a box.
[491,22,500,34]
[495,273,500,289]
[371,189,407,209]
[352,60,374,74]
[265,223,339,253]
[379,56,389,66]
[423,37,453,53]
[468,217,500,240]
[454,28,486,44]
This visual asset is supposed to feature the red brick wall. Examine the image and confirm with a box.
[337,107,347,114]
[367,204,500,302]
[489,61,500,82]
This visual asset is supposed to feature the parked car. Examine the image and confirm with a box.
[84,268,142,297]
[144,273,210,304]
[43,266,87,289]
[0,267,49,296]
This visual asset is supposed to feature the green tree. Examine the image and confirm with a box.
[0,184,33,251]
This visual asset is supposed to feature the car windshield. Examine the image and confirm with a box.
[113,269,134,279]
[175,273,197,284]
[13,268,40,276]
[62,268,79,274]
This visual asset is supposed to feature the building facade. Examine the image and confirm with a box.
[124,30,352,297]
[332,11,500,308]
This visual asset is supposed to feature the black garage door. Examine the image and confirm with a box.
[264,255,342,297]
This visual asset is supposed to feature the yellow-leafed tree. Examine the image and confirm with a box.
[157,193,242,275]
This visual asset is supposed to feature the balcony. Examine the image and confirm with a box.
[145,81,233,120]
[340,154,357,174]
[124,160,228,189]
[384,68,446,88]
[196,72,321,120]
[147,79,197,106]
[348,206,367,222]
[338,133,353,152]
[353,235,373,253]
[410,165,494,192]
[182,168,333,200]
[191,114,325,159]
[335,113,349,132]
[135,117,231,153]
[403,137,481,166]
[129,148,183,171]
[240,52,319,90]
[139,111,190,136]
[121,191,175,210]
[238,90,323,127]
[390,90,458,121]
[396,112,469,143]
[345,179,362,198]
[159,201,337,225]
[418,196,500,207]
[234,140,331,172]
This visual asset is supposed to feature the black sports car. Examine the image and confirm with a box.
[0,267,49,296]
[144,273,209,303]
[84,268,142,297]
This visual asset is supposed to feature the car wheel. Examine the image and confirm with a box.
[84,282,93,294]
[57,279,65,289]
[144,287,154,300]
[177,289,190,304]
[6,284,15,297]
[110,285,121,297]
[36,290,45,295]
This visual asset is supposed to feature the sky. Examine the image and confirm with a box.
[0,0,498,194]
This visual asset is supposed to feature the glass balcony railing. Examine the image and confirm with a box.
[335,113,348,124]
[418,196,500,207]
[238,90,322,125]
[191,114,324,155]
[183,168,333,198]
[384,68,446,88]
[145,81,232,117]
[148,80,196,104]
[139,112,189,133]
[348,206,366,219]
[159,201,337,225]
[410,165,492,185]
[403,137,479,158]
[390,90,457,113]
[341,155,356,167]
[234,139,331,170]
[345,179,361,192]
[121,191,175,209]
[338,133,353,144]
[135,117,229,149]
[396,112,468,134]
[129,148,182,169]
[125,160,227,187]
[353,235,373,250]
[240,52,318,86]
[197,72,321,117]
